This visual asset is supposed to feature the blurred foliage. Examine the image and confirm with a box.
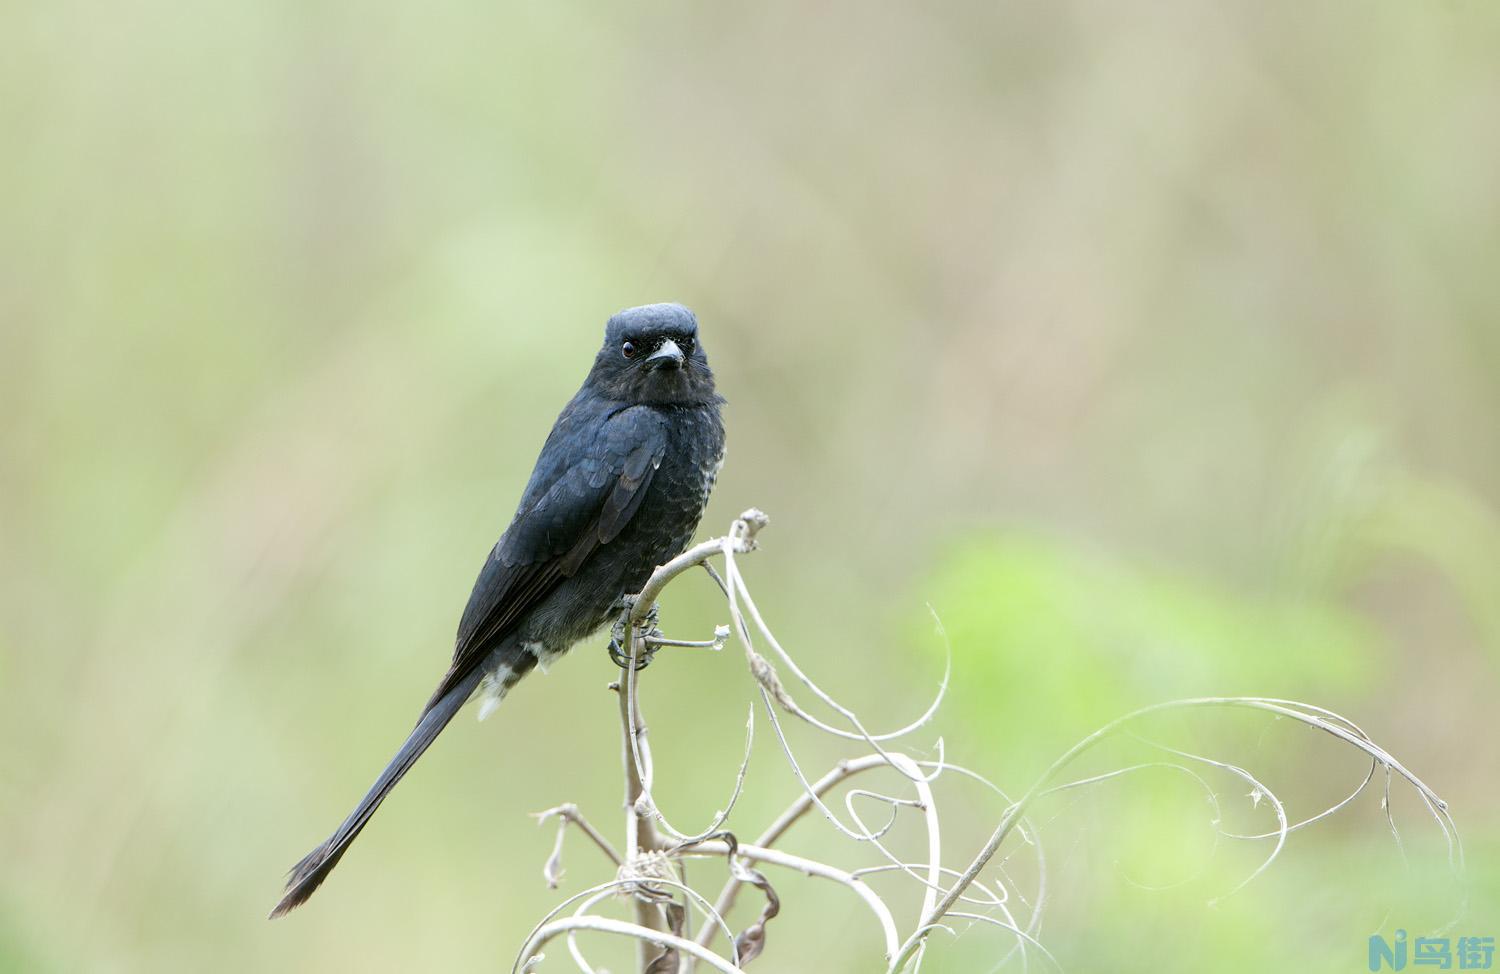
[928,529,1377,774]
[3,1,1499,972]
[1365,476,1500,662]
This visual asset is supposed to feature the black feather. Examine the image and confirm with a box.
[268,664,500,918]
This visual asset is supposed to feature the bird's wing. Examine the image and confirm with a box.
[421,405,667,712]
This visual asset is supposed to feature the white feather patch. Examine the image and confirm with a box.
[476,665,514,721]
[525,640,557,675]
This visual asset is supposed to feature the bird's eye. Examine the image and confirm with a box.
[622,341,636,359]
[678,337,695,355]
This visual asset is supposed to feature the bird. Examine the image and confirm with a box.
[270,303,726,917]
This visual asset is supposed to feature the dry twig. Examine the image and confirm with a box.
[507,509,1460,974]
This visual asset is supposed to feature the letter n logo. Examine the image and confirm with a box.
[1370,930,1408,971]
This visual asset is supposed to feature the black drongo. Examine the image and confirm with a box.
[270,303,725,916]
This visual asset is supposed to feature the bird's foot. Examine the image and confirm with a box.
[608,600,663,670]
[608,635,657,671]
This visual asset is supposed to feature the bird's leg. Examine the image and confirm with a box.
[608,594,728,668]
[608,599,661,670]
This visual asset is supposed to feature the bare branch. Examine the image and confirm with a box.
[611,512,768,972]
[754,755,892,848]
[1122,740,1288,903]
[561,878,739,974]
[721,539,947,762]
[897,695,1460,973]
[627,509,767,627]
[643,626,730,651]
[616,635,664,968]
[682,840,902,964]
[517,916,744,974]
[693,754,891,954]
[533,803,623,888]
[518,510,1453,974]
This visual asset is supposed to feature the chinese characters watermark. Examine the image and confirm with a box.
[1370,931,1495,970]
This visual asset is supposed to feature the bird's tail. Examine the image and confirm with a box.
[268,666,485,918]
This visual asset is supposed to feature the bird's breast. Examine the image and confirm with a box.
[628,408,724,558]
[534,404,723,651]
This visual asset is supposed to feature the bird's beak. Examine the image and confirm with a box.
[646,339,685,370]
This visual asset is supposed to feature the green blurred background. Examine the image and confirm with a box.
[3,2,1498,971]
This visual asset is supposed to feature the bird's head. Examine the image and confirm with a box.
[589,303,719,406]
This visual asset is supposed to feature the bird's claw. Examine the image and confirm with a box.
[608,636,657,671]
[608,600,662,670]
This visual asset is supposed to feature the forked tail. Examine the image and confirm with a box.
[268,667,484,918]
